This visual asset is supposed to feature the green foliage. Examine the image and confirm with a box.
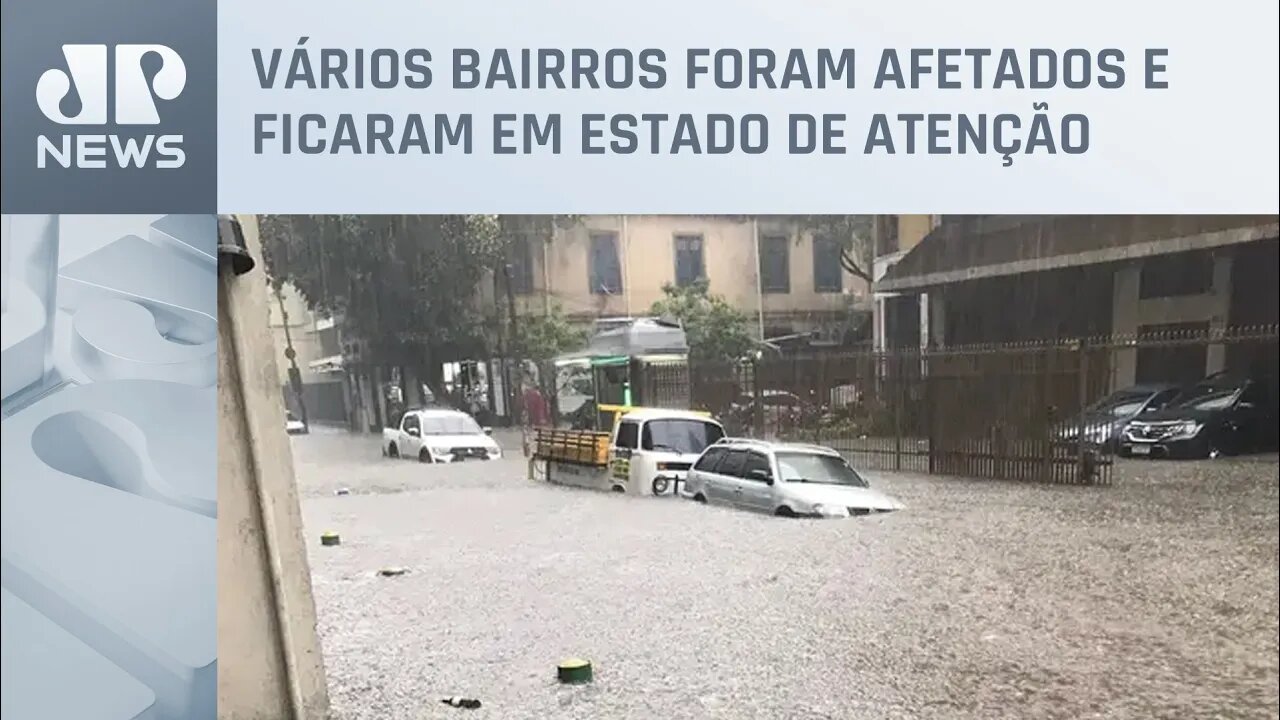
[509,303,587,362]
[650,280,755,362]
[258,214,506,367]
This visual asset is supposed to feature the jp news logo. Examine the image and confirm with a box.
[36,44,186,169]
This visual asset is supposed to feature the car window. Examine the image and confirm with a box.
[715,450,747,477]
[741,452,772,481]
[693,447,726,471]
[615,421,639,449]
[1239,383,1266,406]
[402,414,420,432]
[641,419,725,454]
[420,414,482,435]
[776,452,869,487]
[1150,389,1180,409]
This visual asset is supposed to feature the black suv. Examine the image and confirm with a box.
[1118,373,1278,459]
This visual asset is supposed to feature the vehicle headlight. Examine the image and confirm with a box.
[811,503,850,518]
[487,447,502,457]
[430,446,451,456]
[1173,421,1202,438]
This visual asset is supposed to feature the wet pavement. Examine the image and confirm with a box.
[294,428,1279,720]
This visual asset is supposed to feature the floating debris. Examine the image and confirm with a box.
[320,532,341,547]
[440,697,482,709]
[557,658,593,684]
[378,567,409,577]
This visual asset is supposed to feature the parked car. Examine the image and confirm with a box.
[727,391,822,434]
[1118,373,1278,459]
[285,411,308,435]
[383,408,501,463]
[1055,383,1182,452]
[682,438,903,517]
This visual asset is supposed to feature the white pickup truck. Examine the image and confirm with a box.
[382,408,502,463]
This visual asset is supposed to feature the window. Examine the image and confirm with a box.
[588,232,623,294]
[741,452,773,481]
[875,216,900,256]
[1149,389,1181,411]
[674,235,706,287]
[420,414,483,435]
[507,236,535,295]
[759,235,790,293]
[615,421,640,449]
[1139,252,1213,299]
[693,446,727,471]
[776,452,868,487]
[715,450,747,477]
[401,414,420,433]
[641,419,725,454]
[812,237,843,293]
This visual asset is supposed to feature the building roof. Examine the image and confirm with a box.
[556,317,689,364]
[877,215,1279,293]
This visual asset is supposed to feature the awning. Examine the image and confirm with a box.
[877,215,1279,293]
[308,355,344,373]
[554,317,689,365]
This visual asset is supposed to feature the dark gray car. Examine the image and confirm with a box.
[1057,384,1182,453]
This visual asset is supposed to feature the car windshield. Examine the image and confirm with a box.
[1088,392,1152,418]
[1170,381,1242,411]
[420,415,483,435]
[777,452,869,488]
[641,419,725,454]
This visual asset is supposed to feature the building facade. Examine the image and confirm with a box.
[486,215,873,348]
[872,215,1280,389]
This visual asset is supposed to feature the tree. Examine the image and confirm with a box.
[258,214,507,404]
[509,303,587,362]
[650,280,755,362]
[794,215,874,283]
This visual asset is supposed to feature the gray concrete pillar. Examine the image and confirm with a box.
[1111,264,1140,389]
[1205,253,1233,376]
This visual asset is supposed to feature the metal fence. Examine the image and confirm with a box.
[646,325,1279,485]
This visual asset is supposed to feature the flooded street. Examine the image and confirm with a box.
[295,428,1279,720]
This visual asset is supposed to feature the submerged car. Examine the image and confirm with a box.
[683,438,903,518]
[1119,373,1278,459]
[1056,383,1181,452]
[383,408,501,463]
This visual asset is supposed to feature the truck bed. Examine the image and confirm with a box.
[533,428,611,467]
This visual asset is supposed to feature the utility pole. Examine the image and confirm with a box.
[751,217,765,341]
[275,285,309,429]
[502,257,521,426]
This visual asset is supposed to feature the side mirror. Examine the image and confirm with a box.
[748,469,773,484]
[483,427,493,435]
[407,428,421,437]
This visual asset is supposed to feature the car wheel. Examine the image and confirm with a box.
[775,506,796,518]
[693,493,707,503]
[387,444,399,459]
[418,448,434,464]
[611,485,626,493]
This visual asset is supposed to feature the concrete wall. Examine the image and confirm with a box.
[219,215,330,719]
[489,215,869,336]
[1111,252,1232,387]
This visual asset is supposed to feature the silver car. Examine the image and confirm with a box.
[683,438,904,518]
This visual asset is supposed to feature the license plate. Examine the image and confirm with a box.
[1130,445,1152,455]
